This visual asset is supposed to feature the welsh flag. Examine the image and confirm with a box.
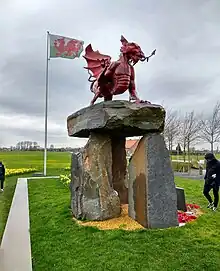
[49,33,84,59]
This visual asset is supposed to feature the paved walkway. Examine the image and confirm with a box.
[174,172,204,180]
[0,176,59,271]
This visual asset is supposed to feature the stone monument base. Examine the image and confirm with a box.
[68,100,178,227]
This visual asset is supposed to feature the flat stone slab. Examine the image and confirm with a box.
[67,100,165,138]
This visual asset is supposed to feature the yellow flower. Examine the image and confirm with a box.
[6,168,37,177]
[59,173,71,186]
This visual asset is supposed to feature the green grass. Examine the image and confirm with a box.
[2,151,220,270]
[0,175,18,241]
[0,151,71,170]
[0,151,71,243]
[29,177,220,271]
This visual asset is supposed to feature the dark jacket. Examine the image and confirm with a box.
[204,154,220,186]
[0,163,5,181]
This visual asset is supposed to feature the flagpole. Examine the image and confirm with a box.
[44,31,50,176]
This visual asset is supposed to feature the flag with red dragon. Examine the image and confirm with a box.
[49,34,84,59]
[83,35,156,105]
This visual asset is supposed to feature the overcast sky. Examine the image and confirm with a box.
[0,0,220,148]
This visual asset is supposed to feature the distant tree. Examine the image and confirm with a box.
[20,141,24,150]
[16,142,21,150]
[33,141,38,150]
[164,109,180,152]
[200,101,220,153]
[179,111,201,172]
[29,141,33,150]
[15,141,40,151]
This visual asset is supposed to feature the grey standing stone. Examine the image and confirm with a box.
[128,133,178,228]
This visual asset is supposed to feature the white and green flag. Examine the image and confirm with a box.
[49,34,84,59]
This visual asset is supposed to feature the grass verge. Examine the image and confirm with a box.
[29,177,220,271]
[0,175,18,241]
[0,168,66,243]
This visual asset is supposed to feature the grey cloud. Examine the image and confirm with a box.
[0,0,220,147]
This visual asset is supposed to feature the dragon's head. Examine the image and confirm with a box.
[120,35,146,66]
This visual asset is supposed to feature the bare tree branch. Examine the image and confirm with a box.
[199,101,220,152]
[178,110,201,169]
[164,109,181,151]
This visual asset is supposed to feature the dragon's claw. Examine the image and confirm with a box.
[130,98,151,105]
[140,100,151,104]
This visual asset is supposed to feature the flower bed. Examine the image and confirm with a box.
[178,203,201,224]
[60,174,71,187]
[6,168,37,177]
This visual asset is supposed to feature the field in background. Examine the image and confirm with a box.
[1,151,220,170]
[171,154,220,172]
[171,154,220,161]
[0,151,71,170]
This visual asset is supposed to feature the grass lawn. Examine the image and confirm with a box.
[29,177,220,271]
[0,151,71,243]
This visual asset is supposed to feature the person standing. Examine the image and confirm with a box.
[203,153,220,211]
[0,161,5,192]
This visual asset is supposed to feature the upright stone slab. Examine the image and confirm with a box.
[70,133,121,221]
[176,187,187,212]
[128,133,178,228]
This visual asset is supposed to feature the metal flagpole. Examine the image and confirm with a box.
[44,31,50,176]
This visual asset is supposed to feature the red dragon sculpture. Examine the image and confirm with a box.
[83,35,156,105]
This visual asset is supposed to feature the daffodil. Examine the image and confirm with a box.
[6,168,37,177]
[59,174,71,187]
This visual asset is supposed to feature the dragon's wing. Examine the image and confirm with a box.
[83,44,111,80]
